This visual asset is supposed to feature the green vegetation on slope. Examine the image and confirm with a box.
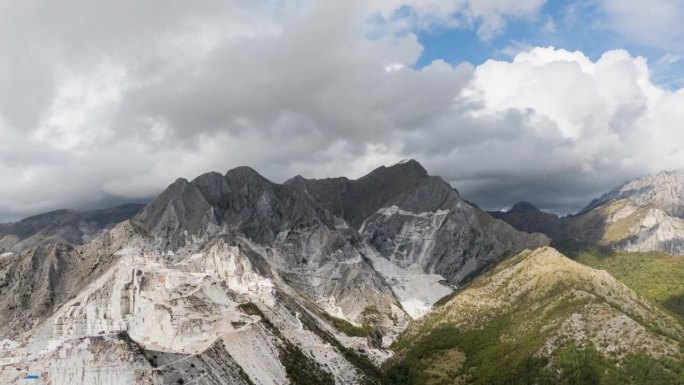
[272,292,389,385]
[386,313,570,385]
[572,248,684,322]
[279,341,335,385]
[386,326,684,385]
[243,245,684,385]
[384,248,684,385]
[320,306,385,348]
[322,312,373,337]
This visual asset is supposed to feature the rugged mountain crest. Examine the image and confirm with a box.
[509,201,541,212]
[138,167,337,250]
[134,167,397,323]
[490,201,564,240]
[285,159,431,228]
[581,170,684,217]
[0,161,580,385]
[0,204,144,253]
[495,171,684,255]
[289,160,549,286]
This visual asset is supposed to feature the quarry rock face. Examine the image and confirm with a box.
[0,161,550,384]
[287,160,549,286]
[134,166,398,321]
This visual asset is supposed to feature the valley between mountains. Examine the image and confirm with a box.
[1,160,684,384]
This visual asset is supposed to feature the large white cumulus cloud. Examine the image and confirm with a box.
[416,47,684,212]
[0,0,474,219]
[0,0,683,219]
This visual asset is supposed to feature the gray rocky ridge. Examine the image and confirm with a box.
[287,160,549,285]
[0,204,145,253]
[581,170,684,217]
[0,160,549,384]
[493,170,684,255]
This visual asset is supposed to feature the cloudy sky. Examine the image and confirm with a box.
[1,0,684,221]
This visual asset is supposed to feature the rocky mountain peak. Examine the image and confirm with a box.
[1,163,682,385]
[0,204,145,253]
[135,168,340,249]
[489,201,562,240]
[224,165,271,185]
[494,170,684,256]
[362,159,428,182]
[508,201,541,213]
[285,174,307,185]
[284,159,451,228]
[581,170,684,217]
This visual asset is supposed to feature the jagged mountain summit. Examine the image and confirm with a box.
[490,201,564,240]
[134,165,397,320]
[285,159,434,229]
[581,170,684,217]
[493,170,684,255]
[0,204,145,254]
[0,160,547,385]
[287,160,548,287]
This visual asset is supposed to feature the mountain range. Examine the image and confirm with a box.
[0,162,683,384]
[0,204,145,254]
[491,170,684,255]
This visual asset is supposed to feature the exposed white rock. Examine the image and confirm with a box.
[362,206,450,269]
[0,225,391,385]
[221,324,287,385]
[616,207,684,254]
[586,170,684,218]
[367,254,451,319]
[0,161,553,384]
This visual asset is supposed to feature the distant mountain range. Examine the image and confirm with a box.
[0,163,683,385]
[491,170,684,255]
[0,204,145,253]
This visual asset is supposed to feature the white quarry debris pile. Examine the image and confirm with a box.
[360,206,454,318]
[368,254,452,319]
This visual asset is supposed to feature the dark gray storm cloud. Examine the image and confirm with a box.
[0,0,683,221]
